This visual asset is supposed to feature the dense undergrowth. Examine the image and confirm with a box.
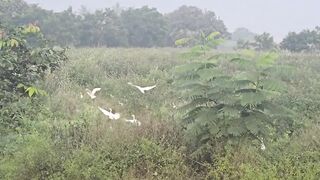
[1,47,320,179]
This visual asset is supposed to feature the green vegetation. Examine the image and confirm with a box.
[281,27,320,52]
[1,1,320,179]
[0,24,67,138]
[236,32,276,51]
[175,51,296,157]
[1,36,320,178]
[232,28,256,42]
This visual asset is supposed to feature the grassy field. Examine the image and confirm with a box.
[1,48,320,179]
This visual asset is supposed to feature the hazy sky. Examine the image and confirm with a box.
[25,0,320,41]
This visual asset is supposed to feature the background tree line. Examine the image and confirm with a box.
[1,0,319,52]
[234,27,320,52]
[0,0,228,47]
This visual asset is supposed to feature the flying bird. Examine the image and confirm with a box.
[125,115,141,126]
[98,106,120,120]
[127,82,156,94]
[86,88,101,99]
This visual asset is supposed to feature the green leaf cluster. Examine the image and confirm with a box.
[175,31,224,58]
[17,83,47,97]
[175,50,295,151]
[0,24,67,107]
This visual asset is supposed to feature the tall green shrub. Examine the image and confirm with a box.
[175,50,295,155]
[0,24,67,106]
[0,24,67,136]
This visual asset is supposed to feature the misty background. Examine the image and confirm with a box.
[24,0,320,41]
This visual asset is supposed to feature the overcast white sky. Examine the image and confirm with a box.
[25,0,320,41]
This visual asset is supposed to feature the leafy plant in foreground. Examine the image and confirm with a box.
[175,51,295,154]
[175,31,224,58]
[0,23,68,136]
[0,24,67,106]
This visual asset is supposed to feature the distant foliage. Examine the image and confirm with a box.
[0,1,229,47]
[253,33,276,51]
[77,8,128,47]
[231,28,256,42]
[236,39,252,50]
[121,6,168,47]
[167,5,229,45]
[236,33,276,51]
[0,0,29,27]
[280,27,320,52]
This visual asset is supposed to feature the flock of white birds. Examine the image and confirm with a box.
[83,82,157,127]
[83,82,266,150]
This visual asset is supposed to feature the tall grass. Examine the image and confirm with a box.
[1,48,320,179]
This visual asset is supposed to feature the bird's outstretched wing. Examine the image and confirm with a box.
[99,107,120,120]
[128,83,144,93]
[143,85,156,91]
[98,107,112,117]
[86,91,94,99]
[92,88,101,95]
[128,82,156,93]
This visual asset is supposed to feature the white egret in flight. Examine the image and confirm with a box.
[86,88,101,99]
[125,115,141,126]
[98,106,120,120]
[127,82,156,94]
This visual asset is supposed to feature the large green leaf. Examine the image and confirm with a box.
[257,52,279,67]
[181,98,209,112]
[240,91,265,106]
[230,57,256,69]
[197,68,222,81]
[175,37,191,46]
[227,119,246,136]
[207,31,221,40]
[25,87,37,97]
[262,79,286,92]
[175,63,199,74]
[240,49,256,58]
[244,115,261,135]
[220,106,241,118]
[235,71,258,83]
[262,102,295,117]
